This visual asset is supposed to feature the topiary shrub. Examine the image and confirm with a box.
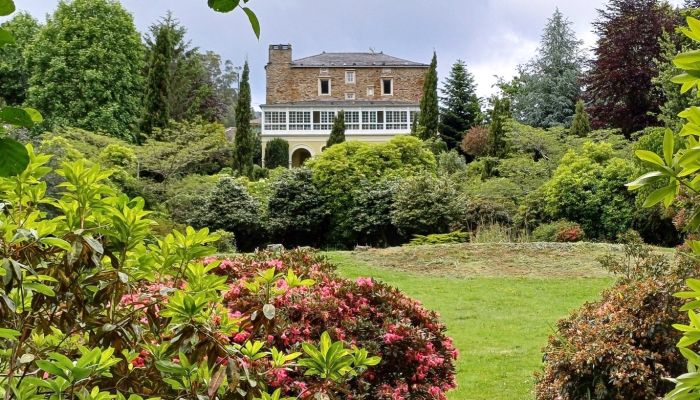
[407,231,469,246]
[532,220,584,242]
[265,138,289,169]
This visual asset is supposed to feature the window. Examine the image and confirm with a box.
[410,111,418,125]
[382,79,393,95]
[345,111,360,130]
[264,111,287,130]
[289,111,311,130]
[345,92,355,100]
[361,111,384,130]
[386,111,408,130]
[319,79,331,95]
[367,86,374,97]
[313,111,335,130]
[345,70,355,84]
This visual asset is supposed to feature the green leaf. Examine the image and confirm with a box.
[0,138,29,177]
[0,28,14,46]
[0,328,20,340]
[643,184,677,208]
[664,128,675,166]
[635,150,665,166]
[0,0,15,16]
[242,7,260,39]
[23,108,43,124]
[40,237,73,252]
[0,107,34,127]
[208,0,239,12]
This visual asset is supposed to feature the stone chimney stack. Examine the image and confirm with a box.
[266,44,292,105]
[268,44,292,65]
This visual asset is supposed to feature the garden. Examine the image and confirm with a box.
[5,0,700,399]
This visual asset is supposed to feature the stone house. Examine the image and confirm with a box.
[261,44,429,167]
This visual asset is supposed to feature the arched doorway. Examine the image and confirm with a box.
[291,148,312,168]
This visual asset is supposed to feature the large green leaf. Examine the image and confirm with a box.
[0,107,34,128]
[0,0,15,16]
[208,0,239,12]
[0,138,29,177]
[242,7,260,39]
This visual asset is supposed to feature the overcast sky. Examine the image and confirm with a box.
[5,0,686,109]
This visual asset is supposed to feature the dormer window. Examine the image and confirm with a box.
[345,70,355,84]
[382,79,393,96]
[319,78,331,96]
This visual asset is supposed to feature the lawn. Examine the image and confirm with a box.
[324,242,618,400]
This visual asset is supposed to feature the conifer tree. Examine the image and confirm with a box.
[570,99,591,137]
[487,97,510,158]
[326,111,346,148]
[142,13,178,135]
[418,52,439,140]
[233,61,254,177]
[439,60,481,151]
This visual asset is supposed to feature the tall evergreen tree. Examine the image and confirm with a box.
[418,52,439,140]
[233,61,253,177]
[487,97,511,158]
[326,111,346,148]
[0,13,40,106]
[25,0,145,141]
[142,13,179,135]
[585,0,675,135]
[439,60,481,151]
[570,100,591,137]
[512,8,585,128]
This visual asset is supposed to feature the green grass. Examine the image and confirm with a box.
[324,243,617,400]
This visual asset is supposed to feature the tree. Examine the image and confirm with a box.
[512,8,585,128]
[0,12,40,106]
[460,125,490,159]
[417,52,439,140]
[233,61,254,177]
[326,110,346,148]
[487,97,511,158]
[265,138,289,169]
[391,173,457,237]
[25,0,145,141]
[570,99,591,137]
[439,60,481,151]
[141,13,179,135]
[584,0,675,135]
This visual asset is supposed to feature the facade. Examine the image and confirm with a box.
[261,44,429,167]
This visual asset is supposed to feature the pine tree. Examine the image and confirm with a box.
[585,0,675,135]
[512,8,585,128]
[418,52,439,140]
[439,60,481,151]
[570,99,591,137]
[487,97,511,158]
[233,61,253,177]
[326,111,346,148]
[142,13,179,136]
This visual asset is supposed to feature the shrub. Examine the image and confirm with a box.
[348,179,401,247]
[391,173,457,237]
[408,231,469,246]
[438,149,467,175]
[460,125,489,158]
[213,229,236,253]
[532,220,584,242]
[597,230,669,281]
[265,137,289,169]
[471,224,525,243]
[207,250,458,399]
[267,168,328,247]
[163,174,219,224]
[535,274,686,400]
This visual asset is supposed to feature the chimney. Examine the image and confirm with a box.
[268,44,292,65]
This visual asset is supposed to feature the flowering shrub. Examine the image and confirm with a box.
[532,220,584,242]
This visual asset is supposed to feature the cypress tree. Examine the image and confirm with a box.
[326,110,346,148]
[142,13,177,135]
[487,97,511,158]
[439,60,481,151]
[233,61,254,177]
[264,138,289,169]
[418,52,439,140]
[570,99,591,137]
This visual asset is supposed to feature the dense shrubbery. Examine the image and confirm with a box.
[408,231,469,246]
[532,220,584,242]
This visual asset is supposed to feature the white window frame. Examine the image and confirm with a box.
[381,78,393,96]
[345,70,355,84]
[319,78,331,96]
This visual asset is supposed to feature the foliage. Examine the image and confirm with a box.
[452,178,519,232]
[25,0,145,141]
[162,174,219,224]
[188,176,263,251]
[538,141,637,240]
[141,12,177,135]
[505,121,564,163]
[0,12,40,106]
[234,61,254,177]
[584,0,675,135]
[267,168,328,247]
[391,173,457,237]
[512,9,585,128]
[206,0,260,39]
[437,149,467,176]
[487,97,511,157]
[597,230,669,281]
[407,231,469,246]
[460,125,489,159]
[417,52,439,140]
[569,99,591,137]
[347,179,400,247]
[439,60,482,150]
[264,138,289,169]
[326,110,345,148]
[532,220,584,242]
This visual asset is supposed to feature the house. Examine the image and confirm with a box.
[261,44,429,167]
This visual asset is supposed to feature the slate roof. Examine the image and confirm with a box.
[262,100,419,108]
[291,52,428,68]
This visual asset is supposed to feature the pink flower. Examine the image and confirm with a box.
[383,333,403,344]
[355,277,374,287]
